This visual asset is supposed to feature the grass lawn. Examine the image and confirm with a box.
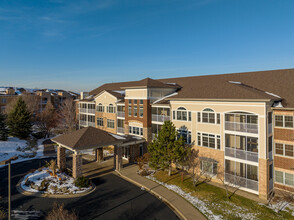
[152,170,294,220]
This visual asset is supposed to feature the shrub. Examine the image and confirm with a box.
[0,207,6,220]
[46,203,78,220]
[74,177,90,188]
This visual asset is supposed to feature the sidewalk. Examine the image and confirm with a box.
[117,165,206,220]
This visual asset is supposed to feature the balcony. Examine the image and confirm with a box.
[225,122,258,134]
[117,127,124,134]
[88,122,95,127]
[152,114,170,123]
[79,108,95,114]
[225,172,258,192]
[117,111,125,118]
[225,147,258,163]
[80,120,87,126]
[269,178,273,191]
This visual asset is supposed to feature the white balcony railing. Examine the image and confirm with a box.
[225,121,258,134]
[225,147,258,163]
[117,111,125,118]
[152,114,170,123]
[225,173,258,192]
[117,127,124,134]
[88,122,95,127]
[80,120,87,126]
[79,108,95,114]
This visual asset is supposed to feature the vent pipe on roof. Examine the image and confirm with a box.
[80,92,89,100]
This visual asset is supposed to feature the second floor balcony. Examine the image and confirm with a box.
[117,127,124,134]
[225,112,258,134]
[225,147,258,163]
[225,122,258,134]
[79,108,95,114]
[152,114,170,123]
[117,111,125,118]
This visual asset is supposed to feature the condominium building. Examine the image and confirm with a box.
[77,68,294,200]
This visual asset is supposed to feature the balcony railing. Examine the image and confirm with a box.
[117,111,125,118]
[80,120,87,126]
[268,123,272,134]
[152,114,170,122]
[117,127,124,134]
[225,173,258,192]
[269,178,273,191]
[79,108,95,114]
[225,147,258,163]
[88,122,95,127]
[225,121,258,134]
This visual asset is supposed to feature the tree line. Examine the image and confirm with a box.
[0,96,77,141]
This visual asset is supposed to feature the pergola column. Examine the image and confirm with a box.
[57,145,66,171]
[114,145,123,171]
[73,152,82,178]
[95,148,104,163]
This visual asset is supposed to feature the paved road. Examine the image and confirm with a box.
[0,158,179,220]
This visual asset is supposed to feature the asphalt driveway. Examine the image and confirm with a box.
[0,158,179,219]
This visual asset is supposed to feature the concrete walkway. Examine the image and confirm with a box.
[117,165,206,220]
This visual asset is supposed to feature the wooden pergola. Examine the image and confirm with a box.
[51,126,145,178]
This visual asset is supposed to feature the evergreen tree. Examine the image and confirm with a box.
[148,121,190,176]
[0,112,8,141]
[7,97,32,139]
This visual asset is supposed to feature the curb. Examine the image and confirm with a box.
[115,170,187,220]
[16,176,96,198]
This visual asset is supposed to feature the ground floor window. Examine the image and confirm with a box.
[200,160,217,176]
[178,128,191,144]
[129,126,143,136]
[225,159,258,181]
[107,119,115,128]
[275,170,294,187]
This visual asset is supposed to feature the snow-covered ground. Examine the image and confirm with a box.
[0,137,45,167]
[146,175,294,220]
[21,168,91,194]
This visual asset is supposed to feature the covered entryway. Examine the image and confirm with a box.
[51,127,145,178]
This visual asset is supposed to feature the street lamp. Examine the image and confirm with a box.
[0,156,18,220]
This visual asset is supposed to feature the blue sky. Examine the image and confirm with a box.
[1,0,294,92]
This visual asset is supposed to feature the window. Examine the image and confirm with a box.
[275,170,283,184]
[97,118,103,127]
[134,106,138,117]
[268,136,272,152]
[269,164,273,180]
[285,116,294,128]
[188,112,192,121]
[128,106,132,116]
[129,126,143,136]
[275,115,294,128]
[198,133,220,150]
[275,143,284,155]
[268,112,272,124]
[225,134,258,153]
[173,110,175,120]
[200,108,220,124]
[200,160,217,176]
[140,100,143,105]
[176,107,187,121]
[88,115,95,122]
[107,119,115,128]
[178,129,192,144]
[107,104,115,113]
[275,115,283,127]
[134,100,137,105]
[140,106,143,117]
[96,103,104,112]
[275,143,294,158]
[285,173,294,186]
[128,100,132,104]
[285,145,294,157]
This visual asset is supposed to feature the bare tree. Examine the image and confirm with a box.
[58,98,77,133]
[272,190,294,212]
[35,102,59,137]
[217,168,243,199]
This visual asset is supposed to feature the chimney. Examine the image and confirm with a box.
[80,92,89,100]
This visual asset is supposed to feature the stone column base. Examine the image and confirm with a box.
[57,146,66,171]
[73,153,82,178]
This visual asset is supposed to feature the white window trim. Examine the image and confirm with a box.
[274,142,294,158]
[197,132,221,150]
[274,115,294,129]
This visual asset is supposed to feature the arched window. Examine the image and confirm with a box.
[96,103,104,112]
[107,104,115,113]
[173,107,191,121]
[198,108,220,124]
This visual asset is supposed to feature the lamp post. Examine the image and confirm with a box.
[0,156,18,220]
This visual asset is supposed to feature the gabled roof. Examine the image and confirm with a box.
[52,127,122,151]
